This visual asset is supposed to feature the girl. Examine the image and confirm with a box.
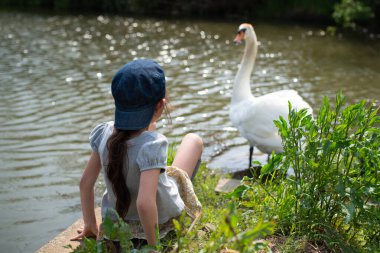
[71,59,203,247]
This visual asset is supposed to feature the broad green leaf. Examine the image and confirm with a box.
[226,184,249,199]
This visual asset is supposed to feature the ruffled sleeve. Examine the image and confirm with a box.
[89,122,108,152]
[136,134,168,171]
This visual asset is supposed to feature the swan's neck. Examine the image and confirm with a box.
[232,39,257,104]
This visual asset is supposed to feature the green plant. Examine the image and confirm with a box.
[333,0,375,30]
[66,209,160,253]
[203,203,273,253]
[264,92,379,251]
[169,202,274,253]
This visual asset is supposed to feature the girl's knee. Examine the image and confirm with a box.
[173,133,203,175]
[184,133,203,150]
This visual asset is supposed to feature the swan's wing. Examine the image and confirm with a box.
[259,90,313,113]
[229,90,312,153]
[230,91,296,133]
[230,97,284,151]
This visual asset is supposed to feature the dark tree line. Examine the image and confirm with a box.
[1,0,379,31]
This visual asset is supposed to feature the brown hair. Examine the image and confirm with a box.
[106,128,139,218]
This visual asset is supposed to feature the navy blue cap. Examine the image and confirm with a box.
[111,59,166,130]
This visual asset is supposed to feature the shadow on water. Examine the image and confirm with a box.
[0,11,379,252]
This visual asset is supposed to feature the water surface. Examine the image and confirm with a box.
[0,12,379,252]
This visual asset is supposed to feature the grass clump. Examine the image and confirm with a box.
[172,166,274,253]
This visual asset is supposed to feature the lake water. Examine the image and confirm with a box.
[0,11,379,252]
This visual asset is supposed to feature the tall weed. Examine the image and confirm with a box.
[258,93,380,251]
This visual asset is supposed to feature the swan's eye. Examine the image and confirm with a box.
[237,28,247,34]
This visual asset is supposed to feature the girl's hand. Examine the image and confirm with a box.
[70,224,98,241]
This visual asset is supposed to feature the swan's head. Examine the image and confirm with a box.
[234,23,256,44]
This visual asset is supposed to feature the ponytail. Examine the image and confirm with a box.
[106,129,138,218]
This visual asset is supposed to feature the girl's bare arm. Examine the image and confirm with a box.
[71,151,102,240]
[137,169,160,246]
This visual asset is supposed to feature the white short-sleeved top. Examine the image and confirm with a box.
[89,121,184,224]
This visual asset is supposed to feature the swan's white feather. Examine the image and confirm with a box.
[230,90,312,154]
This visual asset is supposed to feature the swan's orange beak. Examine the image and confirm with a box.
[234,31,244,44]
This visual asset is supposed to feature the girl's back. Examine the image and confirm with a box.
[90,121,184,226]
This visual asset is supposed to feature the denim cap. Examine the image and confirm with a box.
[111,59,166,130]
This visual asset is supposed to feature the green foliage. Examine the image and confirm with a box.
[66,209,160,252]
[167,164,274,253]
[169,203,274,253]
[249,92,379,251]
[333,0,375,30]
[207,203,273,253]
[0,0,130,12]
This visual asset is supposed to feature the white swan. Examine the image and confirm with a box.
[230,23,313,168]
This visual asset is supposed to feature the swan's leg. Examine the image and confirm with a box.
[249,146,253,169]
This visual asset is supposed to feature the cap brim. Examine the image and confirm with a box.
[114,104,155,130]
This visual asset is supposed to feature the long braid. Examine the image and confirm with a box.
[106,129,137,218]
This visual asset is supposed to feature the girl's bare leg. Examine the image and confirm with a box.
[172,133,203,179]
